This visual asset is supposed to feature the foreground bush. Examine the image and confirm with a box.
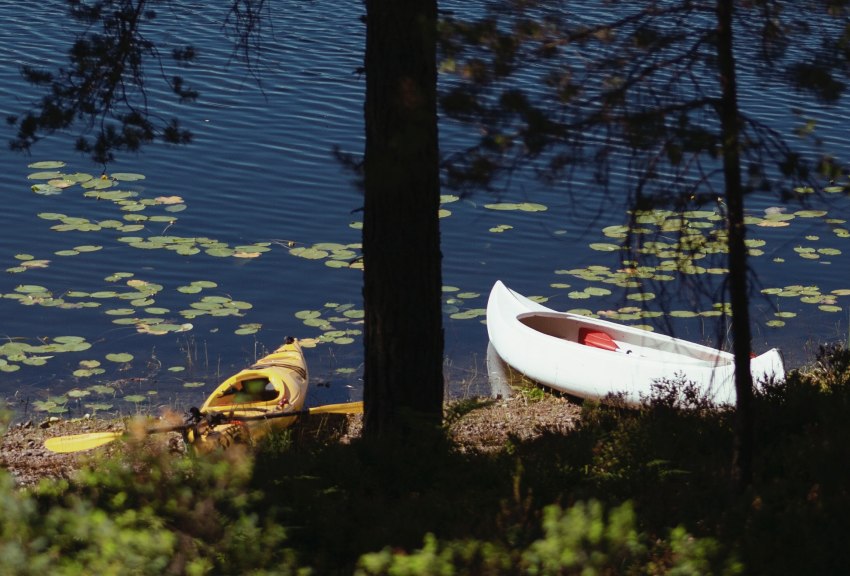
[356,501,740,576]
[1,345,849,574]
[0,437,296,575]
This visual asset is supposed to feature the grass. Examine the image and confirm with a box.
[2,344,850,574]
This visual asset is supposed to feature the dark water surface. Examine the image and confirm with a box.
[1,1,849,417]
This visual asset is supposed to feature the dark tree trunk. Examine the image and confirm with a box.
[362,0,444,438]
[716,0,754,488]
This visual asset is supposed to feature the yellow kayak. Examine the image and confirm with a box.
[183,337,308,452]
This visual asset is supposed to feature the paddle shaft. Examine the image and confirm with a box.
[44,400,363,454]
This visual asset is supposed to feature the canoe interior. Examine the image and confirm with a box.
[517,311,728,366]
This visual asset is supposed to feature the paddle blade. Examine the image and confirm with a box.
[307,400,363,415]
[44,431,124,454]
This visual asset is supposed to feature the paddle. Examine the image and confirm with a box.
[44,400,364,454]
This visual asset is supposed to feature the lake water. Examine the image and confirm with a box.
[1,1,849,417]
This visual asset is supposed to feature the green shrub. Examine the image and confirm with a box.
[355,500,737,576]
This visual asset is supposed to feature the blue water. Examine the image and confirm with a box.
[1,1,849,417]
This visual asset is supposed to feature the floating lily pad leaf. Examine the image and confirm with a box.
[626,292,655,302]
[774,311,797,318]
[235,323,262,335]
[290,247,330,260]
[602,225,629,238]
[31,183,63,195]
[819,304,842,312]
[54,250,80,257]
[74,245,102,253]
[440,194,460,204]
[333,337,355,345]
[32,401,61,413]
[795,210,828,218]
[79,359,101,369]
[484,203,519,211]
[818,248,842,256]
[757,219,790,228]
[73,368,104,377]
[831,289,850,296]
[178,285,202,294]
[123,395,147,403]
[65,172,93,183]
[584,287,612,296]
[794,186,815,194]
[110,172,145,181]
[568,291,591,300]
[489,224,513,233]
[296,310,321,320]
[106,353,134,363]
[144,307,169,314]
[28,171,63,180]
[155,195,183,204]
[46,178,73,188]
[66,389,91,399]
[589,243,620,252]
[438,208,452,218]
[28,161,66,169]
[90,291,120,298]
[84,402,114,412]
[168,366,185,372]
[81,178,114,190]
[450,309,486,320]
[824,186,846,193]
[235,244,271,254]
[488,202,547,212]
[343,309,365,319]
[670,310,699,318]
[183,382,206,388]
[234,251,262,259]
[15,285,49,294]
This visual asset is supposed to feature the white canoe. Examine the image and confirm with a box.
[486,280,785,406]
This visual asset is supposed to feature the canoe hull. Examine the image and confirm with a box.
[185,338,309,451]
[486,281,785,406]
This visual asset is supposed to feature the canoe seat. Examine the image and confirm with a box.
[579,328,619,352]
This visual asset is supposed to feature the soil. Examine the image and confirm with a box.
[0,394,582,487]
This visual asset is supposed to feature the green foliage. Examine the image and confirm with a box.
[0,440,297,575]
[5,349,850,573]
[355,501,737,576]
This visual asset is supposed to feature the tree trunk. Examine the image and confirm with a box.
[362,0,444,438]
[716,0,754,488]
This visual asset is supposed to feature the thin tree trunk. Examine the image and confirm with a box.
[716,0,754,488]
[362,0,444,438]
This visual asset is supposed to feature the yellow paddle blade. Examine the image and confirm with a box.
[307,400,363,415]
[44,431,124,454]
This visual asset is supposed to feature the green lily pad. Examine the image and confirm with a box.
[28,161,66,169]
